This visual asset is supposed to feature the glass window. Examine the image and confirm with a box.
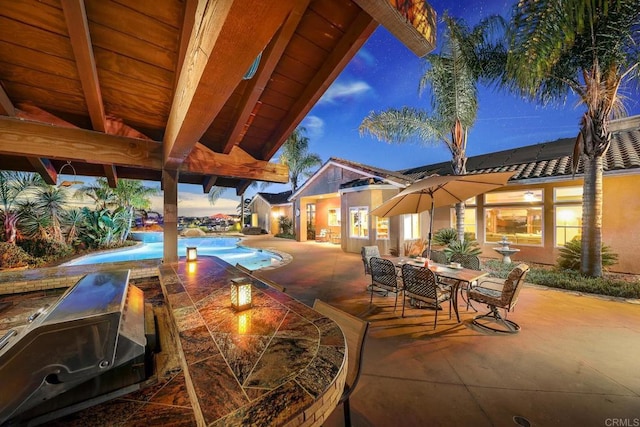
[306,203,315,228]
[485,207,543,245]
[450,207,477,239]
[328,208,340,226]
[403,214,420,240]
[349,207,369,238]
[485,189,543,204]
[555,206,582,246]
[554,186,583,203]
[376,217,389,240]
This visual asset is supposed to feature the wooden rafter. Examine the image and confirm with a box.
[202,176,217,193]
[235,180,252,196]
[0,117,287,183]
[61,0,106,133]
[181,143,288,183]
[222,0,310,154]
[0,83,16,116]
[163,0,294,169]
[175,0,198,91]
[261,10,377,160]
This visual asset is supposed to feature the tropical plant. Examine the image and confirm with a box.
[79,207,117,248]
[443,238,482,259]
[63,208,83,245]
[0,171,45,244]
[433,227,475,246]
[75,178,157,243]
[557,237,618,271]
[279,126,322,192]
[278,215,292,235]
[31,186,68,243]
[503,0,640,276]
[360,15,506,242]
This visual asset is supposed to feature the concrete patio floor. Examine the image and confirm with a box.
[242,236,640,427]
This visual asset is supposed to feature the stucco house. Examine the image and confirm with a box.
[247,190,293,235]
[289,115,640,274]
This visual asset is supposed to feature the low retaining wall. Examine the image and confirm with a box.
[0,260,161,295]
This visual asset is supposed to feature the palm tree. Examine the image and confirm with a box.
[279,127,322,192]
[0,171,44,243]
[504,0,640,277]
[21,186,68,243]
[360,15,503,242]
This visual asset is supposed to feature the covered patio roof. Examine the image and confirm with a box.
[0,0,435,194]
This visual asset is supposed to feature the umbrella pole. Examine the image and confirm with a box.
[427,199,434,259]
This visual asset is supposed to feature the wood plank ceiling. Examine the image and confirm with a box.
[0,0,434,194]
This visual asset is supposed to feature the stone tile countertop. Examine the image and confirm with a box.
[159,256,347,427]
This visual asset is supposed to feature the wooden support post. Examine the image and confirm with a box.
[163,169,179,264]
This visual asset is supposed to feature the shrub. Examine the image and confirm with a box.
[444,239,482,258]
[0,242,36,269]
[275,233,295,240]
[433,228,457,246]
[18,238,72,260]
[557,238,618,271]
[278,216,292,235]
[483,260,640,300]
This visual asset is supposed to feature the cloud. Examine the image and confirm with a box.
[149,192,239,217]
[319,80,372,104]
[302,115,324,138]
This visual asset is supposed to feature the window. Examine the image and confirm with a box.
[376,217,389,240]
[403,214,420,240]
[485,207,543,245]
[328,208,340,226]
[306,203,316,228]
[485,189,543,245]
[554,187,583,246]
[349,207,369,238]
[450,207,477,239]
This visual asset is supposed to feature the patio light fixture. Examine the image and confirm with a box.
[186,246,197,262]
[230,278,252,311]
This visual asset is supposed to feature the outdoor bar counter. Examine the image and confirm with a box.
[158,256,347,426]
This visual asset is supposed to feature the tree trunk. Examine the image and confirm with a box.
[455,203,465,242]
[4,213,17,244]
[581,155,603,277]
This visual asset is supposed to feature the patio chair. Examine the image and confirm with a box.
[313,299,369,427]
[361,246,380,275]
[316,228,329,242]
[400,264,451,329]
[423,249,448,264]
[468,263,530,334]
[369,257,402,311]
[449,253,481,310]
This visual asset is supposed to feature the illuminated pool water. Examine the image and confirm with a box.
[62,237,282,271]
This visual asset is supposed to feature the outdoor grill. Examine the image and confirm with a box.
[0,270,154,425]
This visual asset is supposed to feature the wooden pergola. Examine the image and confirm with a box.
[0,0,435,262]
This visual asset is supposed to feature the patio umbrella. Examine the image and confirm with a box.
[371,171,515,257]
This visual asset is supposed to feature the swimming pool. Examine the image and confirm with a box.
[62,237,282,271]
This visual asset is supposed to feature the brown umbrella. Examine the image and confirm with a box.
[371,171,515,257]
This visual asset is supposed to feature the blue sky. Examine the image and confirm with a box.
[153,0,640,216]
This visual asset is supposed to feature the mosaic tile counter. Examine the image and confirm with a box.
[158,256,347,426]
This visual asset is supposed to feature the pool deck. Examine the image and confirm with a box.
[2,235,640,426]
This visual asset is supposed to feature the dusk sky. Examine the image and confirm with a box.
[147,0,640,216]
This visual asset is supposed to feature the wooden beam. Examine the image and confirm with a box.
[222,0,309,154]
[61,0,106,132]
[0,83,16,116]
[0,117,287,182]
[0,117,162,169]
[261,11,377,159]
[202,175,217,193]
[181,142,288,183]
[103,164,117,187]
[163,0,294,169]
[236,180,252,196]
[175,0,198,91]
[27,157,57,185]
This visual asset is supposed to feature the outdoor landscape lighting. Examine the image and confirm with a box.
[186,246,197,261]
[230,278,252,311]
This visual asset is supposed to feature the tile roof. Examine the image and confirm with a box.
[256,190,292,205]
[399,122,640,182]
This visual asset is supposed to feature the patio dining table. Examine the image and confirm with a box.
[389,257,488,322]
